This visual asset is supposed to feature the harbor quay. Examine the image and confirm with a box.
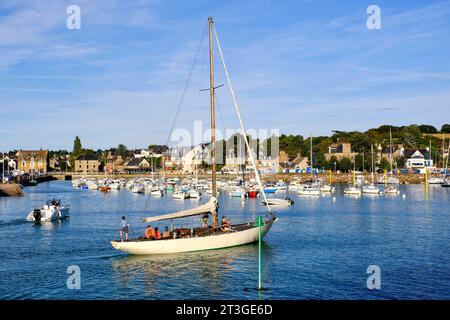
[49,172,431,185]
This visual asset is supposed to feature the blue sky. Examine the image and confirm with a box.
[1,0,450,151]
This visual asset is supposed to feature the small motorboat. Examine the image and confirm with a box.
[173,191,188,199]
[262,197,294,206]
[27,199,70,222]
[384,186,400,194]
[298,185,320,196]
[362,184,380,195]
[189,190,202,199]
[344,186,362,195]
[151,189,164,197]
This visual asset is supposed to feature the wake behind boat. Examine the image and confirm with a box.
[27,199,70,222]
[110,17,276,255]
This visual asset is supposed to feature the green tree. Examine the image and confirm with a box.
[379,157,390,171]
[116,144,128,157]
[419,125,437,133]
[339,157,352,173]
[395,156,406,169]
[441,124,450,133]
[73,136,82,156]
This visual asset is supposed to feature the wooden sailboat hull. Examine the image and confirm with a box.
[111,219,276,255]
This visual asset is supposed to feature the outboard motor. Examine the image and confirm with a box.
[33,209,42,222]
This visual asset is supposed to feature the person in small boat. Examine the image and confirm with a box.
[162,226,170,238]
[220,216,231,232]
[120,216,129,242]
[145,225,155,239]
[154,227,162,240]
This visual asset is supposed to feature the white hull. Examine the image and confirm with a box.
[173,192,187,199]
[27,206,70,222]
[344,187,362,195]
[298,188,320,196]
[111,219,275,255]
[262,199,293,206]
[362,185,380,194]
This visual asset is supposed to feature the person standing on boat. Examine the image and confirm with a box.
[120,216,129,242]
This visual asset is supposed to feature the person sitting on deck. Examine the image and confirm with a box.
[220,216,231,232]
[162,226,170,238]
[154,227,162,240]
[145,225,155,239]
[202,213,209,228]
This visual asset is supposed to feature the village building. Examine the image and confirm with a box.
[324,142,357,161]
[75,155,100,173]
[278,151,309,172]
[112,156,127,173]
[123,157,151,172]
[404,149,434,170]
[16,150,49,174]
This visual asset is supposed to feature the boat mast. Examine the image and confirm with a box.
[371,144,375,184]
[208,16,218,228]
[389,127,393,173]
[310,135,313,181]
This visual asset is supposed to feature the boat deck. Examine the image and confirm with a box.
[122,222,258,243]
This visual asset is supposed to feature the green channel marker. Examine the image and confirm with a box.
[256,215,264,290]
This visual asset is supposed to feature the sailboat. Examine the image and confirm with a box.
[384,128,400,194]
[442,141,450,188]
[344,161,362,195]
[362,144,380,195]
[111,17,276,255]
[298,135,320,196]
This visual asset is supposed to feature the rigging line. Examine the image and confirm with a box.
[213,26,272,215]
[214,92,228,138]
[164,21,208,149]
[145,22,207,211]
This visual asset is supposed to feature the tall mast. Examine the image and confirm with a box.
[371,144,374,184]
[208,16,218,228]
[389,127,393,172]
[310,135,313,180]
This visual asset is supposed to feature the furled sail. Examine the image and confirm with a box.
[141,197,217,223]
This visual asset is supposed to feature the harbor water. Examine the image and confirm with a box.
[0,181,449,299]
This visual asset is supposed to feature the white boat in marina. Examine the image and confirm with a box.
[362,184,380,195]
[262,198,294,206]
[298,184,320,196]
[87,181,99,190]
[27,199,70,222]
[319,184,335,193]
[344,186,362,195]
[173,191,188,199]
[131,184,145,193]
[384,186,400,194]
[110,181,121,190]
[111,17,276,255]
[288,181,304,191]
[189,189,202,199]
[428,177,444,184]
[363,144,381,195]
[151,189,164,197]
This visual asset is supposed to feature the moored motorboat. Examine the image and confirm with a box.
[262,198,294,206]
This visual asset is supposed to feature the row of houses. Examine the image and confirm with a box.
[3,142,447,175]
